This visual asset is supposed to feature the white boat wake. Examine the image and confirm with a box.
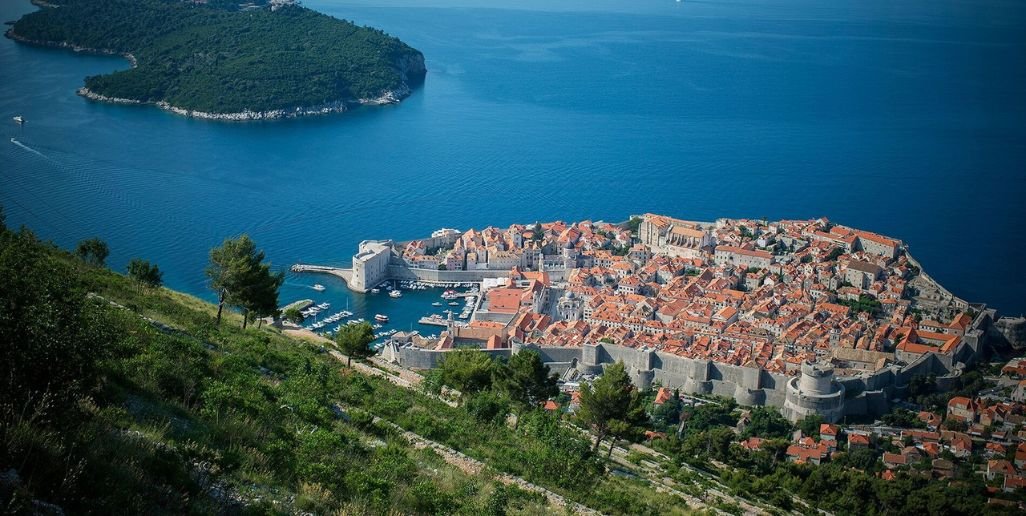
[10,138,49,161]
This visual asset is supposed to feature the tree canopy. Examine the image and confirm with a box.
[436,349,496,395]
[205,234,283,328]
[1,229,122,420]
[493,350,558,411]
[11,0,425,115]
[76,237,109,267]
[126,257,163,287]
[336,321,375,367]
[577,361,647,453]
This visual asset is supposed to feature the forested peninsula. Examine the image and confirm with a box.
[5,0,427,120]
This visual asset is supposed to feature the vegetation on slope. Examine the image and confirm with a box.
[0,228,550,513]
[8,0,426,114]
[0,222,689,514]
[646,398,1021,515]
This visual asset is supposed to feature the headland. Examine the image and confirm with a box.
[294,214,1023,422]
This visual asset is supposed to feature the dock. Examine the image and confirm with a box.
[282,299,314,312]
[418,316,449,327]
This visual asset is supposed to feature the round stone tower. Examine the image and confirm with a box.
[783,361,845,423]
[798,361,834,395]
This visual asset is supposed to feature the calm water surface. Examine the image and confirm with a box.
[1,0,1024,325]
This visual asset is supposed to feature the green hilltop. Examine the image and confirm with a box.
[7,0,426,116]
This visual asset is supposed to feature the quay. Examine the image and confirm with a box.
[418,316,450,327]
[290,264,354,285]
[281,298,313,312]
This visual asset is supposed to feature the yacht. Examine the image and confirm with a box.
[389,290,402,298]
[312,284,326,291]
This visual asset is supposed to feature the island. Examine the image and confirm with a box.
[5,0,426,120]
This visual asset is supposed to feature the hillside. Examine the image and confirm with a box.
[0,225,692,514]
[6,0,426,118]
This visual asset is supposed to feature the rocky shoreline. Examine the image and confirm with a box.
[5,28,424,122]
[5,28,139,67]
[74,87,418,121]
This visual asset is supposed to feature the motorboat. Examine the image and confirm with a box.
[312,284,326,291]
[375,314,389,323]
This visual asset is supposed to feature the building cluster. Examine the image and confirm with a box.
[399,220,632,272]
[401,214,974,380]
[727,359,1026,496]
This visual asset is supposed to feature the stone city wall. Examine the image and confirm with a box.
[393,335,982,421]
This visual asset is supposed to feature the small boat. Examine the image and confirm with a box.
[375,314,389,323]
[312,284,326,292]
[432,301,442,306]
[12,116,23,124]
[371,288,381,294]
[389,290,402,298]
[448,301,459,306]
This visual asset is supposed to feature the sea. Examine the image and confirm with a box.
[1,0,1024,334]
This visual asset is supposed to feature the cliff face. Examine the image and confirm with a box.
[398,52,428,88]
[357,52,427,107]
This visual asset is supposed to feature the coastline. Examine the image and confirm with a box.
[5,28,138,68]
[5,28,418,122]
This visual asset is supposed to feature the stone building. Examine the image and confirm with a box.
[845,260,883,289]
[714,245,773,269]
[350,240,392,291]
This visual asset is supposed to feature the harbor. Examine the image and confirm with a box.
[279,275,482,348]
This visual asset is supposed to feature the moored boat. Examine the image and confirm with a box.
[375,314,389,323]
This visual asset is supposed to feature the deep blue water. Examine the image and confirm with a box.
[1,0,1024,325]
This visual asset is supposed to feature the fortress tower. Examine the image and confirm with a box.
[350,240,392,292]
[783,361,846,423]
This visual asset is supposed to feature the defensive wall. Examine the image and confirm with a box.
[393,309,997,422]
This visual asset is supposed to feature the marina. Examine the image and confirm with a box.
[279,276,484,341]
